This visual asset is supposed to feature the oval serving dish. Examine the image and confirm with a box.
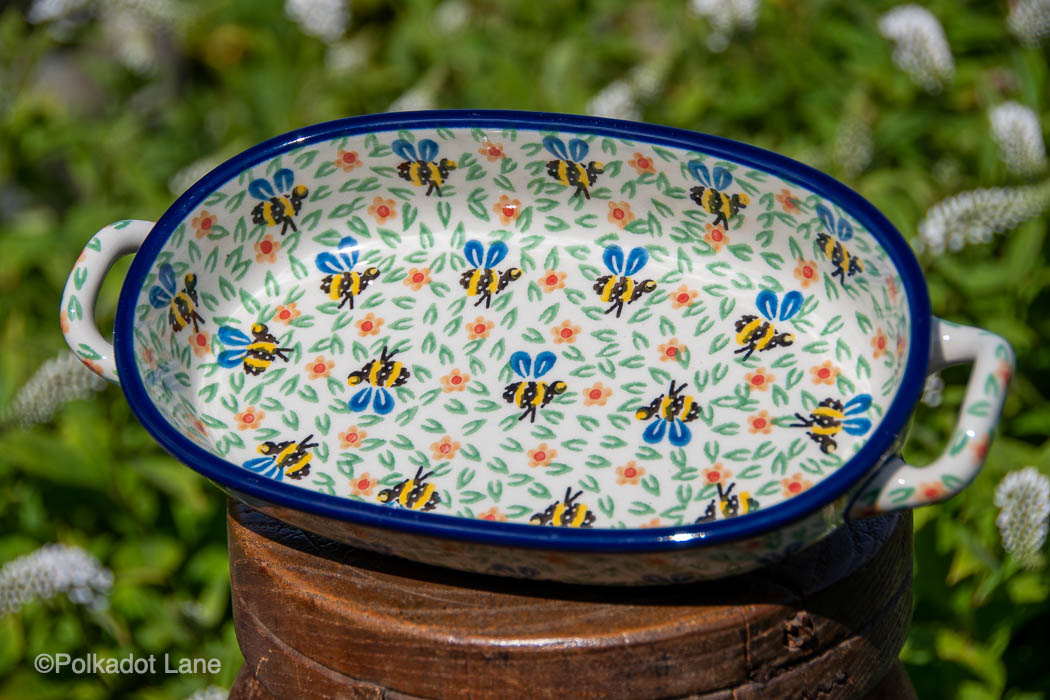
[61,111,1013,584]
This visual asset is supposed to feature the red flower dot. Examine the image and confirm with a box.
[924,487,940,499]
[243,413,254,424]
[624,466,637,478]
[877,337,886,349]
[589,389,602,400]
[482,513,495,520]
[313,363,325,374]
[451,375,462,385]
[788,481,802,493]
[195,334,207,347]
[706,472,720,483]
[803,266,814,278]
[260,240,273,254]
[377,205,390,218]
[502,205,516,218]
[489,146,501,156]
[665,347,677,358]
[711,230,723,242]
[473,323,486,334]
[613,208,625,220]
[278,309,291,320]
[751,375,764,386]
[343,152,357,164]
[753,418,767,429]
[201,218,213,230]
[347,434,358,443]
[533,451,546,462]
[361,321,374,332]
[545,274,559,285]
[560,328,573,338]
[412,272,424,283]
[677,293,690,303]
[637,157,650,169]
[439,443,451,453]
[817,368,831,379]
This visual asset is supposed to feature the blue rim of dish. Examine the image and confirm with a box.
[114,110,931,553]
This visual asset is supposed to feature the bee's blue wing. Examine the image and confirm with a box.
[842,417,872,436]
[602,244,625,275]
[816,204,835,235]
[348,386,373,412]
[218,349,248,368]
[533,351,557,378]
[643,419,668,444]
[391,139,418,162]
[484,241,509,268]
[372,388,395,415]
[843,393,872,416]
[315,252,346,274]
[464,239,485,268]
[542,136,568,160]
[244,457,275,472]
[837,216,854,242]
[417,139,438,162]
[668,420,692,447]
[756,289,778,321]
[248,177,275,201]
[509,351,531,378]
[273,168,295,193]
[567,138,589,162]
[778,291,804,321]
[149,286,172,308]
[158,263,177,293]
[217,326,252,347]
[623,247,649,276]
[337,235,360,269]
[687,160,711,186]
[712,166,733,190]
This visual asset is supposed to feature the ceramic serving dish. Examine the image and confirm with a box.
[61,111,1013,584]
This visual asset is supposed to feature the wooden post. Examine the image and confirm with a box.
[227,499,916,699]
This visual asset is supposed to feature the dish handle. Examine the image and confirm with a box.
[60,220,154,384]
[848,318,1014,518]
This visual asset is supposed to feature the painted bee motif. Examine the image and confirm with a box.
[543,136,605,200]
[502,351,567,424]
[243,434,318,481]
[636,380,701,447]
[593,244,658,318]
[459,239,521,308]
[149,263,205,334]
[790,394,872,454]
[687,160,750,228]
[216,323,291,376]
[694,482,759,524]
[347,346,411,416]
[815,204,864,286]
[392,138,457,196]
[249,168,308,236]
[530,487,595,528]
[734,289,804,361]
[315,235,380,310]
[377,466,441,512]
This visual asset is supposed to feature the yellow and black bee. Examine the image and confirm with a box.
[377,466,441,511]
[392,138,457,196]
[790,394,872,454]
[459,239,522,308]
[315,235,380,310]
[733,290,804,361]
[149,262,205,333]
[243,433,318,481]
[249,168,308,236]
[530,487,596,528]
[216,323,291,375]
[543,136,605,200]
[687,160,750,228]
[815,204,864,285]
[636,379,701,447]
[593,244,658,318]
[694,482,759,524]
[502,351,567,424]
[347,345,411,415]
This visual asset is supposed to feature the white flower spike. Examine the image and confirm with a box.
[878,5,954,92]
[0,544,113,616]
[995,467,1050,570]
[989,102,1048,177]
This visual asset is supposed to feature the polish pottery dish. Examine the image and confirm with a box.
[61,111,1013,584]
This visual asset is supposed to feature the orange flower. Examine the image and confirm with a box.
[973,433,990,460]
[550,319,581,344]
[334,149,363,172]
[704,223,729,251]
[527,443,557,468]
[493,194,522,225]
[627,152,657,175]
[919,481,947,501]
[272,303,301,325]
[793,259,819,288]
[782,472,812,498]
[188,330,211,358]
[354,312,384,338]
[775,188,801,214]
[350,471,375,496]
[305,355,334,380]
[608,201,635,229]
[885,276,899,303]
[616,461,646,485]
[747,410,773,435]
[403,267,431,291]
[440,369,471,392]
[478,142,506,162]
[640,517,663,528]
[465,316,494,340]
[234,406,264,430]
[431,435,460,461]
[60,311,70,334]
[478,506,507,522]
[896,333,906,358]
[192,210,218,238]
[657,337,686,362]
[338,425,367,449]
[669,284,699,309]
[367,196,398,225]
[142,347,157,368]
[538,269,567,293]
[701,463,732,486]
[996,359,1013,386]
[871,329,889,359]
[744,367,775,391]
[810,361,839,386]
[582,382,613,407]
[254,234,280,264]
[189,418,208,438]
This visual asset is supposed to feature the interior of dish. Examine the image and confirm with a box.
[129,124,911,530]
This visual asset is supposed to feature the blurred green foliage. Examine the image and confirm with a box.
[0,0,1048,697]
